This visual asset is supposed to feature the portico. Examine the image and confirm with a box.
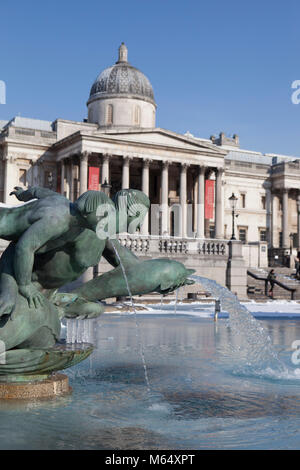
[53,127,226,239]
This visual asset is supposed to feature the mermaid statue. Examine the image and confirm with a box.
[0,186,194,381]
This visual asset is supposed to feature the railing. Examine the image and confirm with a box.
[247,270,297,300]
[159,238,188,254]
[198,240,227,256]
[118,236,150,253]
[117,235,229,257]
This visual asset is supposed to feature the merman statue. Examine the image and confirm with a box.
[0,186,194,380]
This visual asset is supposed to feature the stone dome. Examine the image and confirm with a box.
[88,43,156,106]
[87,44,156,128]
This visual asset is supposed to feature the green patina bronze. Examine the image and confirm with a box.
[0,186,194,380]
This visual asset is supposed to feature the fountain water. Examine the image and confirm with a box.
[111,243,151,393]
[192,275,287,376]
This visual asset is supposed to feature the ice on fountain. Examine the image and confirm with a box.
[66,319,96,345]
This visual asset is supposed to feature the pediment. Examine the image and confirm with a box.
[96,128,226,155]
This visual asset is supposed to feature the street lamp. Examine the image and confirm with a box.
[101,178,111,196]
[229,192,238,240]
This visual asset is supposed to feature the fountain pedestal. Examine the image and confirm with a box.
[0,343,93,400]
[0,373,71,400]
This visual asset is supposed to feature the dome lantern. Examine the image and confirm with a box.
[117,42,128,63]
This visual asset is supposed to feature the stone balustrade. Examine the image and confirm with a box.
[118,235,150,253]
[117,234,229,257]
[198,240,228,256]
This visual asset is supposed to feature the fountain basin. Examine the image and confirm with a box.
[0,343,93,399]
[3,303,300,448]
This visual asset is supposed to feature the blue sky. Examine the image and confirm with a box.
[1,0,300,155]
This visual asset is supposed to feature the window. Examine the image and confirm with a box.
[238,227,247,243]
[19,169,27,186]
[240,193,246,208]
[106,104,113,125]
[260,229,267,242]
[279,232,283,247]
[261,196,266,210]
[209,225,215,238]
[134,105,141,125]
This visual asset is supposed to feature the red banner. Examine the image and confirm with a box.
[88,167,100,191]
[205,180,215,219]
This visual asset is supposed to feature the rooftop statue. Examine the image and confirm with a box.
[0,186,194,381]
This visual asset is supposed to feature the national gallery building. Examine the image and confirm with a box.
[1,43,299,297]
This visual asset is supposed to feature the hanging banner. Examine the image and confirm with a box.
[88,167,100,191]
[205,180,215,219]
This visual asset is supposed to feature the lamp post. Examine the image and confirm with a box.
[101,178,111,196]
[229,192,238,240]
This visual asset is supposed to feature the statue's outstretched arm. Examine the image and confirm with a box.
[10,186,62,202]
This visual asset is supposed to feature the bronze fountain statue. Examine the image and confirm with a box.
[0,186,194,386]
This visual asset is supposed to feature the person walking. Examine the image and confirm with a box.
[295,257,300,280]
[267,269,276,299]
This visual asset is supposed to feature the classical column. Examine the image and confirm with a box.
[60,160,65,196]
[101,154,110,185]
[3,155,17,203]
[68,159,74,201]
[161,161,169,235]
[215,167,224,239]
[297,193,300,251]
[79,151,89,195]
[271,194,278,247]
[282,188,289,248]
[122,156,130,189]
[180,163,188,238]
[141,158,150,235]
[197,165,205,238]
[32,163,40,187]
[36,159,44,187]
[192,175,198,233]
[264,182,272,245]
